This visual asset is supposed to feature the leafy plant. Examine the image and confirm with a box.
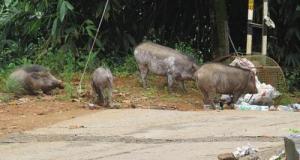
[289,128,300,134]
[0,62,24,92]
[0,93,14,103]
[275,93,295,105]
[268,0,300,67]
[284,67,300,92]
[0,0,299,90]
[175,42,204,65]
[61,52,75,99]
[4,78,25,95]
[113,54,137,76]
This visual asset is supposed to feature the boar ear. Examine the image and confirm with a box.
[31,72,41,79]
[249,71,256,81]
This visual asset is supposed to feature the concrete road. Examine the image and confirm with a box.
[0,109,299,160]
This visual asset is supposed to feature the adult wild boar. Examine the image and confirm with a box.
[8,65,64,95]
[194,63,258,109]
[91,67,113,107]
[134,42,199,91]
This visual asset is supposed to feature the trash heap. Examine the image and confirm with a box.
[222,57,299,112]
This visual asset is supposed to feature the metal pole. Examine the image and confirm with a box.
[246,0,254,55]
[262,0,268,55]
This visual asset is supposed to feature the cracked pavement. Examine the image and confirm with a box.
[0,109,299,160]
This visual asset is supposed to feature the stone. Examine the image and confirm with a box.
[218,153,237,160]
[284,135,300,160]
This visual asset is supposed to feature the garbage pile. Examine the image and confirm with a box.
[222,57,299,112]
[232,144,258,158]
[218,144,259,160]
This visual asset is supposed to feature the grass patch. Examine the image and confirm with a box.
[116,86,130,93]
[288,128,300,134]
[113,55,137,77]
[160,94,180,102]
[142,87,158,98]
[274,93,297,105]
[0,93,14,103]
[4,78,25,95]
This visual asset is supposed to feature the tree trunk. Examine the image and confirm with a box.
[213,0,229,58]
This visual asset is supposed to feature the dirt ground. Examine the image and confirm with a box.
[0,75,204,138]
[0,97,95,137]
[0,75,299,159]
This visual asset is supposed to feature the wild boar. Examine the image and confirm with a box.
[194,63,258,109]
[91,67,113,107]
[134,42,199,92]
[8,65,64,95]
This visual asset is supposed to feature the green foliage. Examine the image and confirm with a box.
[61,52,75,99]
[113,55,137,76]
[175,42,204,65]
[4,78,24,95]
[275,93,295,105]
[0,61,25,92]
[0,0,212,70]
[0,93,14,103]
[0,0,299,91]
[63,82,75,99]
[268,0,300,67]
[284,67,300,92]
[142,86,158,98]
[289,128,300,134]
[59,0,74,22]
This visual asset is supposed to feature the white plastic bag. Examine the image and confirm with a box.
[232,144,258,158]
[223,57,281,106]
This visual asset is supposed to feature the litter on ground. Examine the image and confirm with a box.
[232,143,258,158]
[221,57,300,112]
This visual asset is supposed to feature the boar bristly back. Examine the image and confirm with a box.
[194,63,258,108]
[134,42,199,91]
[8,65,64,95]
[91,67,113,107]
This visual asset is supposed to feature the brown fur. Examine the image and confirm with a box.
[194,63,258,109]
[134,42,199,92]
[8,65,64,95]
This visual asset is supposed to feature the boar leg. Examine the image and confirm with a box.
[232,93,242,104]
[105,88,112,107]
[208,95,217,110]
[26,88,39,95]
[138,64,148,88]
[42,88,53,95]
[93,83,105,106]
[97,89,105,106]
[167,73,174,92]
[28,90,39,95]
[91,82,97,103]
[199,87,211,109]
[103,95,108,107]
[202,89,217,109]
[179,80,187,93]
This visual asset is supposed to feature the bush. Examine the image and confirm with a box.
[113,55,137,76]
[4,78,25,95]
[174,42,203,65]
[284,67,300,92]
[0,63,19,92]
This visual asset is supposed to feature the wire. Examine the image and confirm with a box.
[77,0,110,94]
[228,33,240,57]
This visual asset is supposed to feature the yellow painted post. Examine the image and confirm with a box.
[246,0,254,55]
[262,0,268,55]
